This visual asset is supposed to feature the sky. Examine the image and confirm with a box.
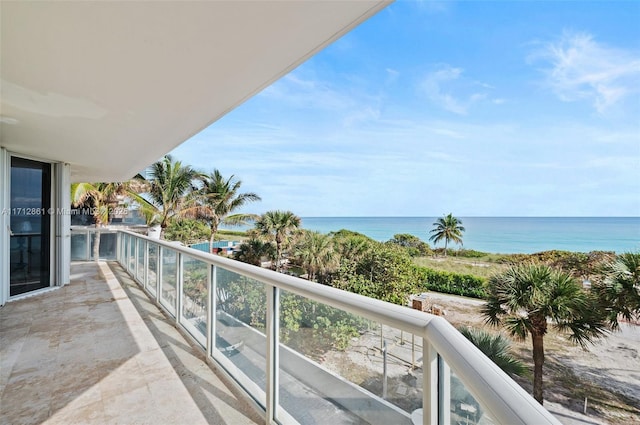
[171,1,640,217]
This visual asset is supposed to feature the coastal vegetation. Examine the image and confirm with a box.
[386,233,432,257]
[143,155,200,234]
[458,326,527,378]
[71,180,150,259]
[74,158,639,417]
[593,252,640,329]
[163,217,211,245]
[429,213,465,255]
[182,169,261,252]
[483,263,607,404]
[254,210,302,272]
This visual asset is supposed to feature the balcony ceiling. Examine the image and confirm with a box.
[0,1,389,182]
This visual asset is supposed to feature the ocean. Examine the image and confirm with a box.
[295,217,640,254]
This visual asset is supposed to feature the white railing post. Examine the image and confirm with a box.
[423,339,438,425]
[265,285,280,424]
[157,245,163,303]
[143,240,148,289]
[116,231,121,262]
[207,264,216,358]
[134,238,139,279]
[120,233,125,264]
[86,230,91,260]
[439,355,451,425]
[176,252,183,325]
[127,235,133,273]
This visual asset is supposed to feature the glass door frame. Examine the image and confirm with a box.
[2,151,56,300]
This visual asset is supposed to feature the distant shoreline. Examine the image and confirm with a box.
[224,216,639,254]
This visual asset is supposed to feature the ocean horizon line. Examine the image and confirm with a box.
[300,215,640,219]
[223,217,639,254]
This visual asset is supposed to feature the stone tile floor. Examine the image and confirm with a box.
[0,262,262,425]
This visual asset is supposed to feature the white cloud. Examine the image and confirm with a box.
[385,68,400,85]
[529,31,640,112]
[420,65,487,115]
[260,74,355,111]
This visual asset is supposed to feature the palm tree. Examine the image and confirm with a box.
[145,155,200,236]
[429,213,465,256]
[163,218,211,246]
[71,181,147,260]
[295,231,338,281]
[482,263,607,404]
[334,234,373,264]
[458,327,527,377]
[234,238,276,267]
[594,252,640,329]
[255,210,301,272]
[184,169,260,253]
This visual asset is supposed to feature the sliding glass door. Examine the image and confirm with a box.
[9,157,52,296]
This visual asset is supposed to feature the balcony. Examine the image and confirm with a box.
[2,229,560,424]
[0,261,261,425]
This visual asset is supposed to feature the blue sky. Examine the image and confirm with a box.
[171,1,640,217]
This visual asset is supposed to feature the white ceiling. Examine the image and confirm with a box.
[0,1,390,182]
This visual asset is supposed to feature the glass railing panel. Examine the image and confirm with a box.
[214,267,267,400]
[160,247,177,315]
[125,234,131,265]
[181,254,208,347]
[135,238,145,282]
[276,290,415,424]
[118,233,124,262]
[99,232,118,260]
[127,235,135,272]
[70,232,88,260]
[444,358,496,425]
[122,233,128,263]
[88,231,117,261]
[147,243,158,295]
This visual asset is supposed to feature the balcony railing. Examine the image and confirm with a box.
[80,229,559,425]
[70,226,119,261]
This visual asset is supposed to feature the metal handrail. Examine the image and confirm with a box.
[118,230,560,425]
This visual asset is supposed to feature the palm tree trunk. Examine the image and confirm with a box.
[92,213,102,261]
[532,333,545,404]
[93,229,101,261]
[444,239,448,257]
[209,229,216,254]
[275,242,281,272]
[209,222,218,254]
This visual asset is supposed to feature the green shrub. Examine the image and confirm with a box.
[456,249,489,258]
[386,234,432,257]
[415,266,487,299]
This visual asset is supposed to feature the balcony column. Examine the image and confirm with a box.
[54,162,70,286]
[265,285,280,424]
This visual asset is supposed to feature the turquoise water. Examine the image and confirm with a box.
[295,217,640,254]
